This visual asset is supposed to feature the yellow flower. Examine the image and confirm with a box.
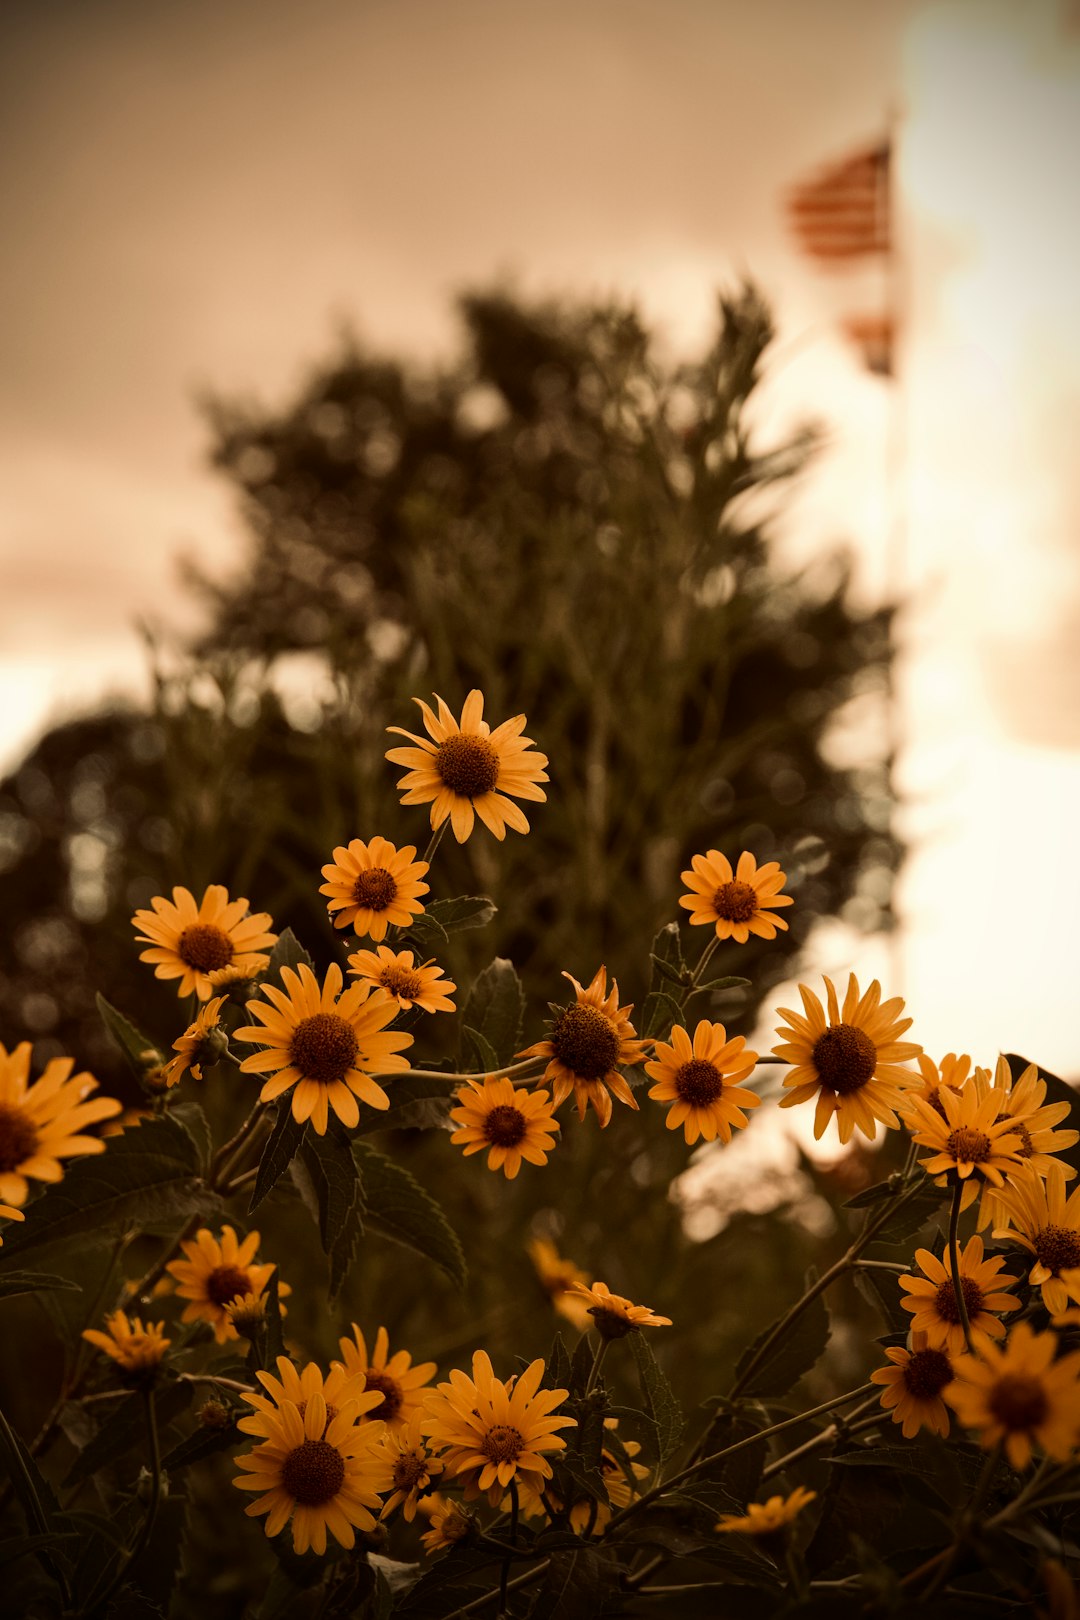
[645,1020,760,1145]
[418,1494,476,1555]
[993,1162,1080,1314]
[527,1237,594,1332]
[346,946,456,1012]
[716,1486,816,1535]
[83,1310,170,1374]
[234,1392,392,1555]
[449,1076,559,1179]
[336,1325,437,1433]
[679,850,794,943]
[973,1056,1079,1231]
[0,1042,121,1206]
[421,1350,574,1505]
[569,1280,672,1340]
[234,962,412,1134]
[946,1322,1080,1471]
[162,996,228,1088]
[869,1332,955,1438]
[775,975,921,1144]
[131,884,277,1001]
[905,1051,976,1115]
[898,1235,1020,1355]
[515,1418,648,1532]
[319,836,429,940]
[165,1225,288,1344]
[374,1411,444,1521]
[207,956,270,992]
[237,1355,384,1442]
[386,689,549,843]
[903,1082,1023,1214]
[226,1292,268,1339]
[518,966,648,1128]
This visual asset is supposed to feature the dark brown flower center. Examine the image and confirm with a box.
[352,868,398,912]
[933,1275,984,1325]
[1014,1122,1034,1158]
[674,1059,725,1108]
[362,1369,403,1422]
[289,1013,360,1084]
[435,734,500,797]
[591,1305,635,1341]
[392,1450,427,1491]
[550,1003,621,1081]
[484,1104,527,1148]
[988,1373,1048,1432]
[902,1347,954,1400]
[280,1438,346,1505]
[206,1265,252,1307]
[945,1126,993,1165]
[382,966,424,1001]
[1035,1224,1080,1275]
[712,880,758,923]
[178,923,234,973]
[0,1102,40,1174]
[812,1025,877,1095]
[481,1424,523,1464]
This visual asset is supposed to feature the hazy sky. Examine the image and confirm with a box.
[3,0,1080,1079]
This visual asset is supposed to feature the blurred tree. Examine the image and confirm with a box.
[0,283,899,1079]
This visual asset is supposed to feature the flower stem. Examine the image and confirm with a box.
[84,1388,162,1616]
[948,1180,973,1352]
[374,1059,545,1084]
[585,1339,609,1396]
[498,1481,520,1615]
[421,819,449,868]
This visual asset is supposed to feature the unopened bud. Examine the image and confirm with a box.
[198,1399,232,1431]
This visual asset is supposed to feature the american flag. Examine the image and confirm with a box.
[786,142,890,264]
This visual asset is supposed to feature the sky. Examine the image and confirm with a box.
[2,0,1080,1091]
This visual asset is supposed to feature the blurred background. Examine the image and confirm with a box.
[1,0,1079,1255]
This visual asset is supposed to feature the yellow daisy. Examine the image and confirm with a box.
[374,1411,444,1521]
[131,884,277,1001]
[319,836,429,940]
[346,946,456,1012]
[679,850,794,943]
[946,1322,1080,1471]
[0,1042,121,1206]
[903,1083,1023,1213]
[83,1310,170,1375]
[162,995,228,1088]
[418,1495,475,1555]
[234,962,412,1134]
[165,1225,288,1344]
[386,689,549,843]
[234,1392,392,1555]
[898,1235,1020,1355]
[237,1355,384,1441]
[716,1486,816,1535]
[449,1076,559,1179]
[527,1237,594,1332]
[226,1292,268,1339]
[515,1419,648,1532]
[973,1056,1079,1231]
[905,1051,976,1116]
[645,1019,760,1145]
[207,956,270,992]
[336,1325,438,1433]
[421,1350,574,1505]
[569,1281,672,1340]
[518,966,648,1128]
[870,1332,955,1438]
[993,1162,1080,1315]
[775,975,921,1144]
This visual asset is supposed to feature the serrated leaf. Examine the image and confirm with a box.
[629,1331,683,1464]
[65,1380,193,1486]
[853,1266,909,1334]
[697,975,752,994]
[0,1270,81,1301]
[0,1115,217,1263]
[842,1179,898,1212]
[297,1122,364,1300]
[641,989,683,1040]
[266,928,315,982]
[529,1547,617,1619]
[353,1142,466,1289]
[460,1025,500,1075]
[96,993,162,1079]
[648,922,684,985]
[461,957,525,1066]
[733,1270,830,1398]
[865,1177,945,1244]
[168,1099,213,1172]
[423,895,496,935]
[159,1418,241,1472]
[249,1105,307,1213]
[543,1332,572,1394]
[569,1330,596,1399]
[649,952,687,986]
[353,1075,452,1136]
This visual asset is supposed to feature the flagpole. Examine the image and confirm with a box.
[883,96,908,997]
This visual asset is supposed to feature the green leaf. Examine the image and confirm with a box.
[353,1142,466,1289]
[461,957,525,1066]
[733,1270,830,1398]
[0,1533,78,1574]
[866,1177,946,1244]
[853,1266,909,1335]
[159,1417,241,1473]
[168,1099,213,1172]
[249,1105,307,1213]
[266,927,315,983]
[569,1331,596,1399]
[0,1115,217,1264]
[629,1331,683,1463]
[0,1404,60,1536]
[65,1380,193,1487]
[641,989,683,1040]
[96,992,162,1078]
[697,975,752,995]
[262,1267,287,1366]
[353,1075,452,1136]
[649,952,687,986]
[544,1332,572,1394]
[460,1025,500,1075]
[0,1270,81,1301]
[296,1122,364,1300]
[648,922,684,986]
[420,895,496,936]
[529,1547,617,1619]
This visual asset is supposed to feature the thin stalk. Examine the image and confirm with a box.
[84,1388,162,1616]
[585,1339,608,1396]
[498,1481,520,1615]
[947,1180,973,1352]
[122,1214,200,1306]
[372,1059,545,1084]
[761,1403,882,1481]
[687,934,720,990]
[442,1562,550,1619]
[421,819,449,868]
